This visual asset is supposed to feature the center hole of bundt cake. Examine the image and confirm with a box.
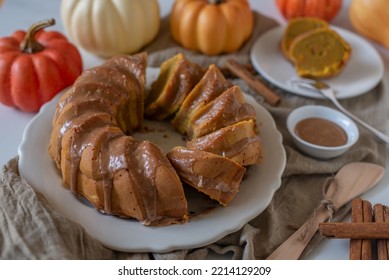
[133,119,187,153]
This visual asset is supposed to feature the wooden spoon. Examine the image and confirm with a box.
[266,162,384,260]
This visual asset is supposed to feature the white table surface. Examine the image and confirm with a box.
[1,0,388,260]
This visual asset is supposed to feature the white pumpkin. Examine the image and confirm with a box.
[61,0,160,57]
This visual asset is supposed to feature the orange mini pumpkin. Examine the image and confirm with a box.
[170,0,254,55]
[0,19,82,112]
[276,0,342,22]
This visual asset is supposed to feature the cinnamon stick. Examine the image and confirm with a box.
[225,59,281,106]
[385,206,389,259]
[349,199,372,259]
[374,204,388,260]
[350,198,363,260]
[319,222,389,239]
[321,199,389,260]
[219,63,256,79]
[361,200,373,260]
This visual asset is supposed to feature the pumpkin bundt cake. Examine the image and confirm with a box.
[167,147,246,206]
[145,53,205,120]
[49,52,263,226]
[172,64,232,134]
[289,27,352,78]
[281,17,328,59]
[281,17,351,78]
[186,120,262,166]
[185,85,256,139]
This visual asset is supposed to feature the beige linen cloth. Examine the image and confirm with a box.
[0,13,387,260]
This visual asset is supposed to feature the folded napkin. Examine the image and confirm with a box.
[0,12,387,260]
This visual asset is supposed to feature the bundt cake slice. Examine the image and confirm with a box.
[106,54,146,133]
[49,53,188,226]
[77,53,146,133]
[186,120,262,166]
[59,116,122,193]
[172,64,232,134]
[54,52,146,134]
[289,27,352,78]
[50,54,146,168]
[186,85,256,138]
[281,17,328,59]
[72,136,188,226]
[49,96,120,168]
[167,147,246,206]
[145,53,205,120]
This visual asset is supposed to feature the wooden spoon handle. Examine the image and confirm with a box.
[266,204,331,260]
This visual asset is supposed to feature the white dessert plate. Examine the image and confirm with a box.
[250,26,384,99]
[18,68,286,253]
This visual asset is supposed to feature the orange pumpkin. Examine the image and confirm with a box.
[170,0,254,55]
[349,0,389,49]
[0,19,82,112]
[276,0,342,22]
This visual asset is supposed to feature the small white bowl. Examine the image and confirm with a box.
[287,105,359,159]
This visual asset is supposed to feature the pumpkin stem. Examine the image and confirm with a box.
[209,0,224,4]
[20,19,56,54]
